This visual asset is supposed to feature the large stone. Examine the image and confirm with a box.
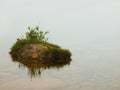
[19,44,47,60]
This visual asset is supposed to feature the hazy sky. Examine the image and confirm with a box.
[1,0,120,52]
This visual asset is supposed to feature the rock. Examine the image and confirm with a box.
[18,44,47,60]
[32,53,38,59]
[10,43,71,63]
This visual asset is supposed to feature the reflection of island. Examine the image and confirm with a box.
[12,59,71,78]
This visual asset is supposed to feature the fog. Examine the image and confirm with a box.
[1,1,120,90]
[1,0,120,52]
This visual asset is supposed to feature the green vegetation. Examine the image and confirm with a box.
[26,26,49,43]
[10,26,71,61]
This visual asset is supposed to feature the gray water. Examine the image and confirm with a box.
[1,0,120,90]
[1,46,120,90]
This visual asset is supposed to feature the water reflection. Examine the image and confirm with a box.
[12,59,71,78]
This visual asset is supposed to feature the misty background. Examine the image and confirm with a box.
[0,0,120,54]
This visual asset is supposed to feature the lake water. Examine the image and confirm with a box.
[1,0,120,90]
[1,41,120,90]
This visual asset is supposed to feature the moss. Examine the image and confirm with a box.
[44,48,71,63]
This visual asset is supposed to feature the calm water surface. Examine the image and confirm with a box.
[1,45,120,90]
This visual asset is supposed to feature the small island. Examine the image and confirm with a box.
[10,26,71,64]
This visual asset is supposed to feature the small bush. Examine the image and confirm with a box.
[26,26,49,42]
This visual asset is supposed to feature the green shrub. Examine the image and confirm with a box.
[26,26,49,43]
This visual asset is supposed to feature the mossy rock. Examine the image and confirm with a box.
[9,26,72,63]
[10,40,71,63]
